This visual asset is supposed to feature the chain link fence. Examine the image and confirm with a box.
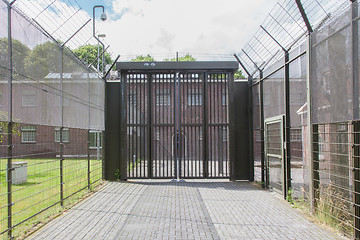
[0,1,105,239]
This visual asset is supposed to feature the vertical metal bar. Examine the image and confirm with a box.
[248,76,255,182]
[162,76,165,178]
[147,73,152,178]
[60,47,64,207]
[306,34,316,213]
[187,74,190,177]
[135,75,139,177]
[228,71,235,180]
[120,72,128,180]
[219,74,223,176]
[87,130,91,189]
[259,71,265,187]
[87,70,91,190]
[209,74,213,177]
[153,75,157,178]
[203,73,208,178]
[6,3,13,238]
[354,121,360,238]
[353,1,359,121]
[174,72,180,180]
[312,124,319,210]
[284,51,291,198]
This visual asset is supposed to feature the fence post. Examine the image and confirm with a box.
[306,34,317,213]
[6,2,14,238]
[351,1,360,237]
[353,121,360,238]
[87,69,91,190]
[59,47,64,206]
[284,51,291,198]
[87,130,91,189]
[248,75,254,182]
[202,73,209,178]
[259,72,265,188]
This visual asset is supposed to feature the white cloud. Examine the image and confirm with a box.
[98,0,278,60]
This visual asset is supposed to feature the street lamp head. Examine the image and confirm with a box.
[100,12,107,21]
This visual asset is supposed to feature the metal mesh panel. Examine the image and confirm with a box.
[263,68,285,120]
[314,123,353,236]
[0,1,8,236]
[0,5,104,239]
[289,53,307,196]
[266,120,283,193]
[11,9,62,127]
[252,84,261,182]
[311,9,352,124]
[62,51,89,129]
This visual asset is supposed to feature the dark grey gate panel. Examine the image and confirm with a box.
[105,61,245,180]
[152,73,175,178]
[179,73,204,178]
[207,73,229,178]
[126,73,149,178]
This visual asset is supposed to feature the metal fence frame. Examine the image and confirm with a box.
[241,0,360,238]
[0,1,105,239]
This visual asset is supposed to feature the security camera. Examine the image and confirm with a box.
[100,13,107,21]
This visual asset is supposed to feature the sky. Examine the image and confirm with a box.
[73,0,278,60]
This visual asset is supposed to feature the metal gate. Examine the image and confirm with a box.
[124,69,230,179]
[264,115,285,194]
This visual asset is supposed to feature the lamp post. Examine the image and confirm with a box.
[93,5,107,75]
[97,34,106,72]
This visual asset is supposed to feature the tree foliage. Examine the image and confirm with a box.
[164,53,196,62]
[131,54,155,62]
[24,41,77,79]
[0,38,30,78]
[234,69,245,79]
[74,44,112,72]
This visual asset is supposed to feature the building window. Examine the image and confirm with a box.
[188,89,202,106]
[156,89,170,106]
[222,89,227,106]
[54,128,70,143]
[21,126,36,143]
[222,126,228,142]
[290,129,302,142]
[89,131,102,148]
[22,90,37,106]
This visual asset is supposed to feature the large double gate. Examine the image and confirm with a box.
[116,62,236,179]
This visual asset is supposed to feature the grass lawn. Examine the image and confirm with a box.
[0,158,102,239]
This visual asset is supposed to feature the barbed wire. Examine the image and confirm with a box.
[237,0,352,77]
[11,0,116,65]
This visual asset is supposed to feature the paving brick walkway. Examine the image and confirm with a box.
[28,180,343,240]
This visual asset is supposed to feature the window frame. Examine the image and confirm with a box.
[21,126,36,143]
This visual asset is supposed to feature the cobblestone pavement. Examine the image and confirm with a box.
[28,180,344,240]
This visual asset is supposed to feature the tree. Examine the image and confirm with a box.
[164,53,196,62]
[24,41,76,79]
[0,38,30,78]
[131,54,155,62]
[74,44,112,72]
[234,69,245,79]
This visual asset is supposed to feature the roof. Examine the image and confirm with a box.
[116,61,239,72]
[45,72,100,79]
